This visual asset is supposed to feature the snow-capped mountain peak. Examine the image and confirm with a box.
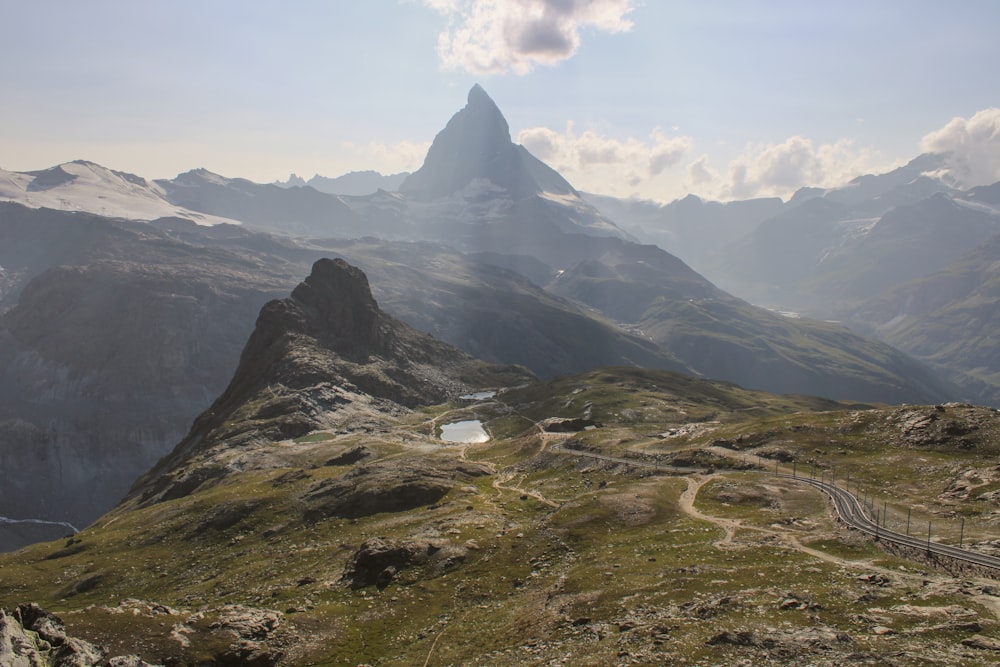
[0,161,240,225]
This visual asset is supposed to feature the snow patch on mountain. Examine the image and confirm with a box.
[0,161,241,225]
[954,197,1000,217]
[539,190,629,238]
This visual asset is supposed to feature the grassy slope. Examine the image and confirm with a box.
[2,368,1000,665]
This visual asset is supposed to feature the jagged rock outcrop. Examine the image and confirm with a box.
[0,603,156,667]
[125,258,531,507]
[342,537,470,589]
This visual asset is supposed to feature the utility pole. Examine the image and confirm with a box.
[906,508,911,536]
[883,501,887,528]
[960,517,965,548]
[927,521,932,552]
[792,461,796,478]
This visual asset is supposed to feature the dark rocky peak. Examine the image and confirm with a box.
[400,84,574,200]
[272,257,385,355]
[123,257,532,507]
[466,83,510,136]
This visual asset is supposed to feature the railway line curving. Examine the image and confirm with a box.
[551,443,1000,573]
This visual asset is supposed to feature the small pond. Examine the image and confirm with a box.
[439,419,490,443]
[460,390,496,401]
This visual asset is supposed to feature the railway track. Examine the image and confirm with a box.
[784,473,1000,572]
[550,443,1000,572]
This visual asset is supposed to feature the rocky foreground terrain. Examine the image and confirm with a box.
[4,260,1000,665]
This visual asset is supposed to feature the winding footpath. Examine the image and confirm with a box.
[550,443,1000,573]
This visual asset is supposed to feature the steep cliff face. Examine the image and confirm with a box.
[125,258,533,508]
[399,84,573,201]
[0,211,296,545]
[396,85,630,245]
[0,266,272,536]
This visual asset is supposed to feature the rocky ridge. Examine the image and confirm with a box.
[125,257,531,508]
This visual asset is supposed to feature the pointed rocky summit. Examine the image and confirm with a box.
[400,84,576,200]
[125,257,531,507]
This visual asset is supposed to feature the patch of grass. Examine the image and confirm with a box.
[293,432,335,443]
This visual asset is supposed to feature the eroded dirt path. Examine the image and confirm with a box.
[678,474,740,547]
[492,470,560,508]
[676,473,982,591]
[680,474,850,567]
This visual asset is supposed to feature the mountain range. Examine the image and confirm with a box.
[2,254,998,665]
[0,84,974,551]
[587,154,1000,403]
[5,85,1000,664]
[274,170,409,196]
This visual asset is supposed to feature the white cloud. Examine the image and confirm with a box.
[920,108,1000,188]
[649,129,692,176]
[517,123,692,191]
[516,123,889,201]
[424,0,635,75]
[685,137,886,201]
[686,155,716,188]
[342,139,432,173]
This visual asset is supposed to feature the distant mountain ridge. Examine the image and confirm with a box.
[0,86,961,406]
[156,168,364,237]
[275,170,410,196]
[0,160,239,225]
[586,152,1000,404]
[847,234,1000,404]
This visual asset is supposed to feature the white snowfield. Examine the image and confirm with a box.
[0,160,240,226]
[538,189,628,238]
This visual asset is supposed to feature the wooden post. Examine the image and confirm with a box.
[883,501,887,528]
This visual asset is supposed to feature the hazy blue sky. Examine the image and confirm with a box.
[2,0,998,201]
